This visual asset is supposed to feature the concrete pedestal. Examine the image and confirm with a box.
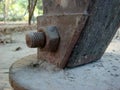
[9,54,70,90]
[9,51,120,90]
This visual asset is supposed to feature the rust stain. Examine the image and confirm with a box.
[37,14,88,68]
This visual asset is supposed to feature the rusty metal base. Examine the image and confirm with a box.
[37,14,88,68]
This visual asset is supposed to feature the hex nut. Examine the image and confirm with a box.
[39,26,60,51]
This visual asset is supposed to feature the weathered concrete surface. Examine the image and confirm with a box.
[0,31,36,90]
[0,30,120,90]
[10,41,120,90]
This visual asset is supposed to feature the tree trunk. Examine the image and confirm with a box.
[28,0,37,25]
[42,0,120,67]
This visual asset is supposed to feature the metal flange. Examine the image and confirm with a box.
[37,14,88,68]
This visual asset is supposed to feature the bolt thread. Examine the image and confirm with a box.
[26,32,45,48]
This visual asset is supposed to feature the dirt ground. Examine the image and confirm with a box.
[0,30,37,90]
[0,29,120,90]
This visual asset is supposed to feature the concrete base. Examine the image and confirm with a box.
[9,52,120,90]
[9,54,63,90]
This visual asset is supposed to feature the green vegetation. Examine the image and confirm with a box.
[0,0,43,22]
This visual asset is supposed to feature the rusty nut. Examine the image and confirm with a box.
[39,26,60,51]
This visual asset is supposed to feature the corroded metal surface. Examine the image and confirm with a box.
[25,0,90,68]
[26,32,45,48]
[38,26,60,51]
[37,14,88,68]
[36,0,90,68]
[43,0,90,15]
[26,26,60,51]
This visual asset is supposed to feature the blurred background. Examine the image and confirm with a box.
[0,0,43,24]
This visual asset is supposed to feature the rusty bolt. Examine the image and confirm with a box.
[26,26,60,51]
[26,32,45,48]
